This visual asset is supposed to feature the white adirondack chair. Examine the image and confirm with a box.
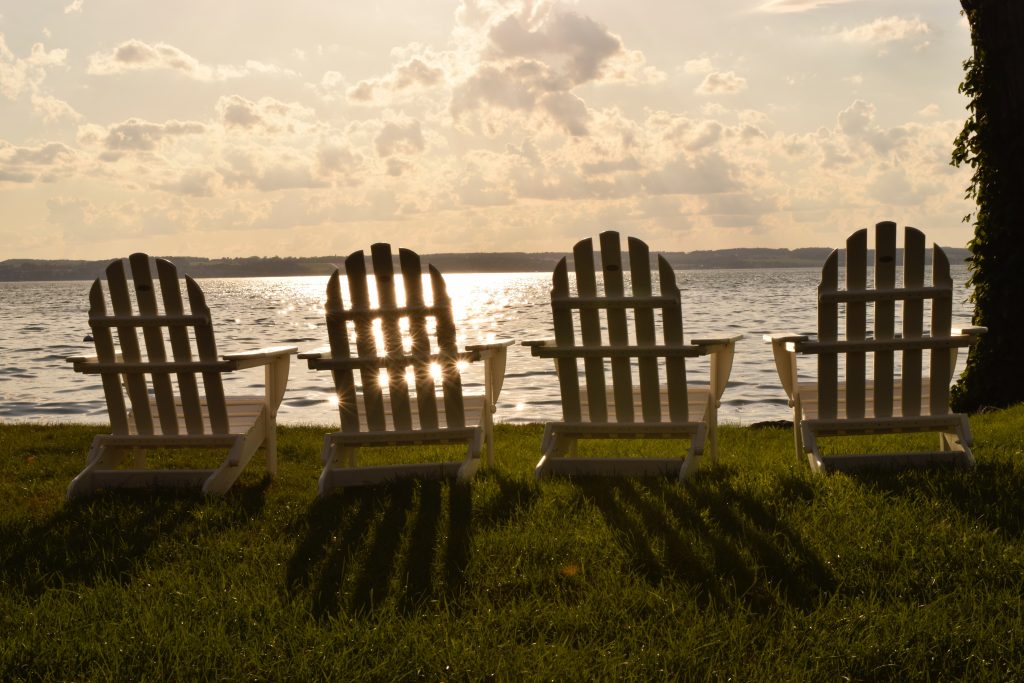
[523,231,740,480]
[299,243,512,494]
[66,253,296,499]
[766,221,985,472]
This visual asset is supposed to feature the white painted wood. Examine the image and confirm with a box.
[372,243,413,431]
[845,228,867,420]
[400,248,439,431]
[817,251,839,420]
[551,257,582,422]
[765,223,983,473]
[629,237,661,423]
[872,221,897,418]
[306,244,510,494]
[67,253,296,499]
[573,236,608,422]
[600,231,635,423]
[660,256,689,423]
[901,228,926,417]
[525,231,739,480]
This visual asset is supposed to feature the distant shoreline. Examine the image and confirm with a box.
[0,247,970,282]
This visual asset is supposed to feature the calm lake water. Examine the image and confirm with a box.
[0,267,973,426]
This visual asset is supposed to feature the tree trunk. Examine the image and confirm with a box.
[952,0,1024,411]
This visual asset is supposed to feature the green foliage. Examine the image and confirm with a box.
[3,417,1024,680]
[952,1,1024,411]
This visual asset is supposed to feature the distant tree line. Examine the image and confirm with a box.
[0,247,971,282]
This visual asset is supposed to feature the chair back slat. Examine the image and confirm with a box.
[88,279,130,434]
[430,265,466,428]
[325,271,361,432]
[659,255,689,422]
[900,228,926,416]
[345,250,387,431]
[552,257,582,422]
[929,245,954,415]
[129,254,179,435]
[372,244,413,430]
[400,248,439,430]
[186,276,229,433]
[157,258,204,434]
[872,222,897,417]
[105,258,154,435]
[817,251,840,419]
[599,231,635,423]
[629,237,661,423]
[572,237,608,422]
[845,229,867,419]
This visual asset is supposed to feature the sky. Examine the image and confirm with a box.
[0,0,975,259]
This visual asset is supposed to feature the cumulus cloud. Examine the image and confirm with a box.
[445,0,662,136]
[683,57,713,75]
[216,95,317,132]
[347,57,445,105]
[1,36,67,101]
[837,16,930,45]
[837,99,909,154]
[87,40,297,81]
[695,71,747,95]
[102,119,205,152]
[375,120,425,157]
[64,0,84,14]
[156,170,216,197]
[643,153,740,196]
[0,140,76,183]
[31,92,81,122]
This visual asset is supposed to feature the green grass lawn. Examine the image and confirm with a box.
[3,409,1024,681]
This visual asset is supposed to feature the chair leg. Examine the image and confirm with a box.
[457,429,484,483]
[67,437,107,500]
[678,424,706,482]
[802,424,825,473]
[264,413,278,477]
[536,427,574,480]
[203,435,259,496]
[792,403,804,464]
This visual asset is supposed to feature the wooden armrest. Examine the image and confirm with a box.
[521,339,555,347]
[790,336,975,354]
[67,351,124,364]
[763,333,809,345]
[952,326,987,337]
[297,346,332,360]
[465,339,515,351]
[691,334,743,347]
[223,345,297,370]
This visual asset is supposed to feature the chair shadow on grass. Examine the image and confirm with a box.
[286,469,539,619]
[573,466,835,613]
[286,479,469,619]
[0,478,271,598]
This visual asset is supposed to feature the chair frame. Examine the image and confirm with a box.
[524,231,739,480]
[766,221,985,473]
[300,243,511,494]
[66,253,295,498]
